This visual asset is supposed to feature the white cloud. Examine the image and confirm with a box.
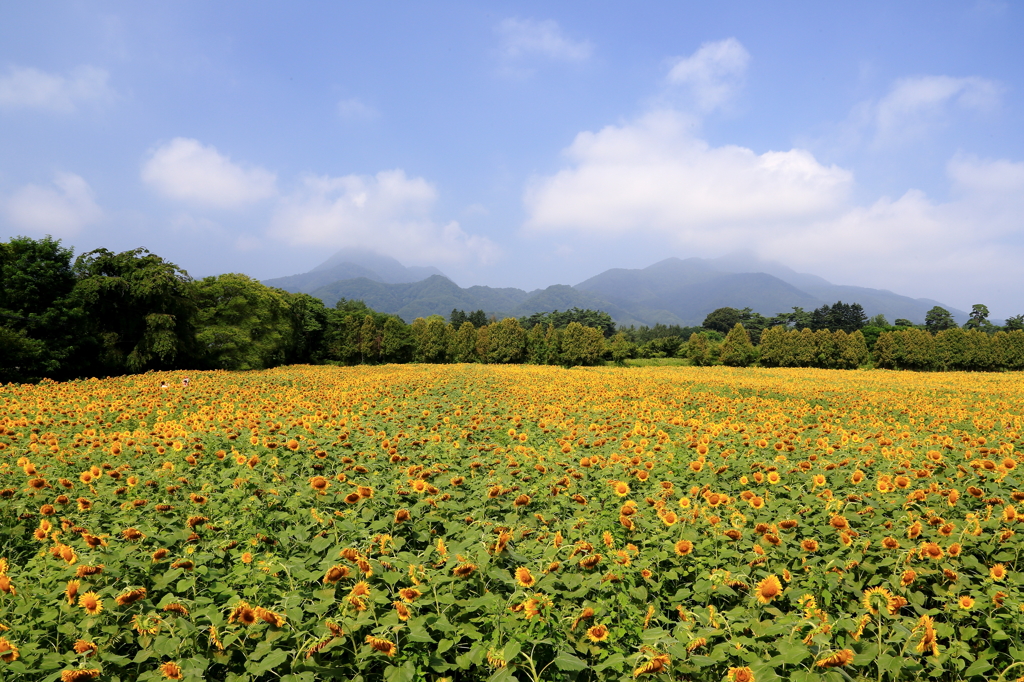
[142,138,277,209]
[666,38,750,112]
[497,18,592,65]
[522,103,1024,312]
[0,65,114,113]
[524,109,852,240]
[758,156,1024,310]
[875,75,1001,141]
[3,172,103,236]
[270,169,499,265]
[337,97,377,119]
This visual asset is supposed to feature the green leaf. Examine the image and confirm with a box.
[963,658,993,678]
[774,641,809,666]
[553,649,588,671]
[502,640,521,664]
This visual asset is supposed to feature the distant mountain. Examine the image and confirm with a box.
[264,249,970,327]
[263,247,446,293]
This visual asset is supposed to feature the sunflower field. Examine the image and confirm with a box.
[2,364,1024,682]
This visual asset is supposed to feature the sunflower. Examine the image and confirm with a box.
[324,565,350,583]
[160,661,183,679]
[365,635,397,657]
[0,637,19,662]
[78,592,103,615]
[815,649,854,668]
[957,595,975,610]
[514,567,536,588]
[991,563,1007,581]
[73,640,98,656]
[801,538,819,552]
[754,575,782,604]
[59,671,100,682]
[228,601,257,626]
[661,511,679,527]
[674,539,694,556]
[901,569,917,586]
[862,586,892,615]
[65,580,80,605]
[453,563,477,578]
[393,601,411,621]
[614,482,630,497]
[398,587,421,603]
[115,587,147,606]
[586,624,609,642]
[726,667,754,682]
[633,653,671,677]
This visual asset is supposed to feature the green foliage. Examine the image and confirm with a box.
[924,306,957,332]
[718,323,756,367]
[809,301,868,332]
[487,318,527,364]
[519,308,616,338]
[449,321,478,363]
[559,321,605,367]
[687,332,713,366]
[609,332,634,365]
[702,307,741,334]
[193,274,295,370]
[71,247,198,374]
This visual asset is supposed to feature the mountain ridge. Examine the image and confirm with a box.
[263,250,971,326]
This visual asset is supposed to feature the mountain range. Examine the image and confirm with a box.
[262,249,970,327]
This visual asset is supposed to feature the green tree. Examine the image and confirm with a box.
[609,331,634,365]
[414,316,450,363]
[487,317,527,364]
[756,326,788,367]
[0,235,84,381]
[72,247,198,374]
[688,332,712,366]
[837,330,869,369]
[475,324,490,362]
[193,274,293,370]
[702,307,741,334]
[359,315,379,363]
[561,322,604,367]
[1004,314,1024,331]
[964,304,992,331]
[450,321,478,363]
[924,306,957,332]
[873,332,897,369]
[867,313,889,327]
[719,323,756,367]
[381,316,412,363]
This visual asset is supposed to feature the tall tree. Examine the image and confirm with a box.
[72,247,198,374]
[193,273,294,370]
[924,306,957,332]
[964,304,992,331]
[0,235,84,381]
[702,307,741,334]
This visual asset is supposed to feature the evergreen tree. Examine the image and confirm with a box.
[450,321,478,363]
[487,317,527,364]
[688,333,711,366]
[756,326,788,367]
[719,323,756,367]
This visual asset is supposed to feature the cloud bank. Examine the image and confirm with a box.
[666,38,750,112]
[142,138,277,209]
[496,18,592,74]
[2,172,103,237]
[270,170,498,265]
[0,65,114,113]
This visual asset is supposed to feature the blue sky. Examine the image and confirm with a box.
[2,1,1023,316]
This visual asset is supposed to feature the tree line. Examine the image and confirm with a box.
[4,236,1024,382]
[0,237,610,383]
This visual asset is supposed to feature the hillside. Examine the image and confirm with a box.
[265,250,970,326]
